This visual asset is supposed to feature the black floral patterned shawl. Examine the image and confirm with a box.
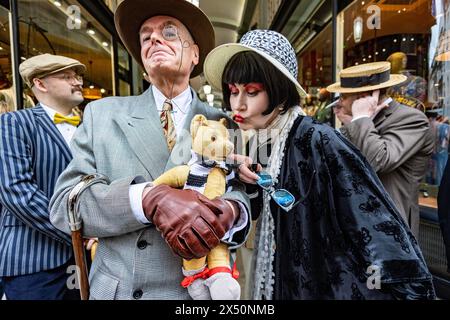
[256,116,435,300]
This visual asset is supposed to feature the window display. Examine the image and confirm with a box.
[297,24,334,125]
[281,0,334,126]
[0,5,34,112]
[18,0,114,105]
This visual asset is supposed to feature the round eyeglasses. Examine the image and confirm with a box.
[161,25,179,41]
[46,73,83,85]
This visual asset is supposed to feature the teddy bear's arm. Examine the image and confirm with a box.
[152,165,190,189]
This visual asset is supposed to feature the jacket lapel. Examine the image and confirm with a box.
[114,87,170,179]
[32,104,72,162]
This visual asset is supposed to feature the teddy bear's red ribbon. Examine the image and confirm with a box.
[181,262,239,288]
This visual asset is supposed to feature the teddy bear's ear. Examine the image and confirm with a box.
[190,114,208,138]
[219,118,228,127]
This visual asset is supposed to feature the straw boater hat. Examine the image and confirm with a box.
[114,0,215,78]
[204,29,307,97]
[327,61,407,93]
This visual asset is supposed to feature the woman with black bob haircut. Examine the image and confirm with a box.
[203,29,435,300]
[221,50,300,117]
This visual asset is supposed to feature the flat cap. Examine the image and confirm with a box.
[19,54,86,87]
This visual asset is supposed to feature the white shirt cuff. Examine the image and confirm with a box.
[222,201,248,243]
[351,115,370,122]
[129,182,153,225]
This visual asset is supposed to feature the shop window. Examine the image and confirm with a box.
[341,1,435,110]
[298,23,334,126]
[18,0,114,109]
[119,79,129,96]
[0,4,31,112]
[117,43,130,96]
[341,0,450,278]
[281,0,334,126]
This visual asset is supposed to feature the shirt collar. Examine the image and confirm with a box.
[152,85,192,114]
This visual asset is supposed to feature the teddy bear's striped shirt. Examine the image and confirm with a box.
[184,152,234,195]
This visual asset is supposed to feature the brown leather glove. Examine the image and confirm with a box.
[142,185,237,259]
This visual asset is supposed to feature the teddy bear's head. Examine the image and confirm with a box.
[190,114,234,161]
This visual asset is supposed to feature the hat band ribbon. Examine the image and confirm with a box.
[340,70,390,88]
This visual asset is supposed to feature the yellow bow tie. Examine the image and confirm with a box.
[53,113,81,126]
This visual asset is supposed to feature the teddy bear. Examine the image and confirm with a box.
[152,114,241,300]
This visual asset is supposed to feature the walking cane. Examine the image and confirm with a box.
[67,173,110,300]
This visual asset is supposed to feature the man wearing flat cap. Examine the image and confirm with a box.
[328,61,433,237]
[49,0,250,300]
[0,53,85,299]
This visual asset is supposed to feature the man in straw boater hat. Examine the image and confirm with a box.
[328,61,433,238]
[49,0,251,300]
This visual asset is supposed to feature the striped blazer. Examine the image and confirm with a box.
[0,105,72,277]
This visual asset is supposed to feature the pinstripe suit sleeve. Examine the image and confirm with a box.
[0,113,71,245]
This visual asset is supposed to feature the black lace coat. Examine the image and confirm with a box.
[251,116,435,300]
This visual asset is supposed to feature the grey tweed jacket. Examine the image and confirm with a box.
[49,86,250,300]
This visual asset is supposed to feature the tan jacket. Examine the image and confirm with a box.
[340,101,433,237]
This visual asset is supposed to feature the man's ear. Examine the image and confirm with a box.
[190,114,208,138]
[192,44,199,66]
[32,78,47,93]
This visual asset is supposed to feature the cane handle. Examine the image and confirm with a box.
[67,173,110,232]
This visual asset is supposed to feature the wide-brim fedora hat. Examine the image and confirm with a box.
[327,61,407,93]
[204,29,307,97]
[114,0,215,78]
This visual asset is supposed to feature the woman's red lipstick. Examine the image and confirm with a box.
[233,114,245,123]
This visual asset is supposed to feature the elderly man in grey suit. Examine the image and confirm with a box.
[329,61,433,237]
[49,0,251,300]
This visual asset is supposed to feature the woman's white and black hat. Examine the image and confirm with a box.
[204,29,307,97]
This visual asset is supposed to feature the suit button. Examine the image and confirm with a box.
[137,240,148,250]
[133,289,143,300]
